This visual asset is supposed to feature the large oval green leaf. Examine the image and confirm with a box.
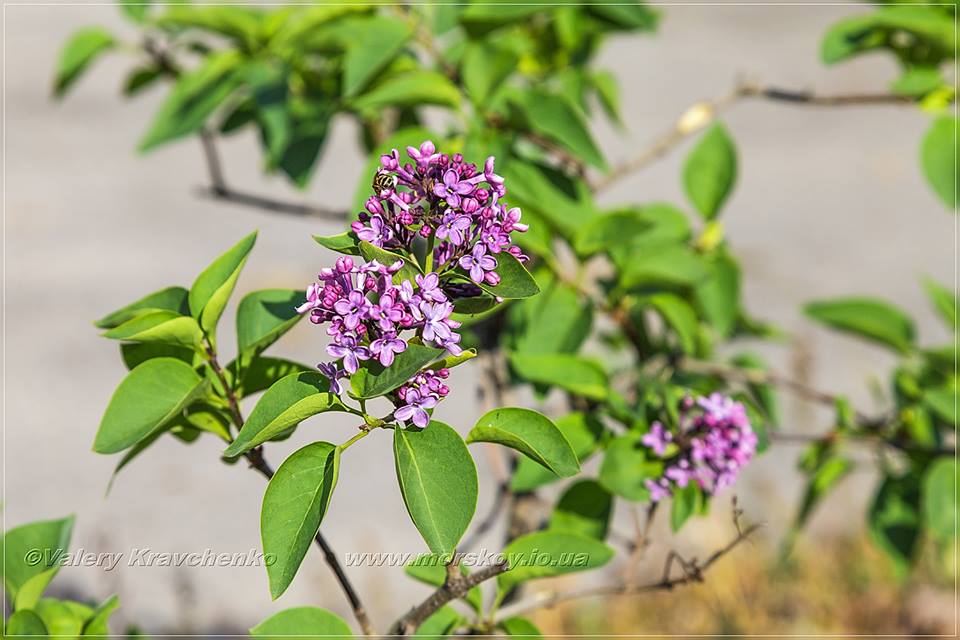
[921,116,958,210]
[455,253,540,300]
[94,358,207,454]
[497,531,613,593]
[236,289,305,361]
[94,286,190,329]
[468,408,579,478]
[507,352,608,400]
[1,515,74,610]
[102,310,202,349]
[188,231,257,337]
[922,458,958,542]
[262,442,341,599]
[682,122,737,220]
[225,372,346,457]
[549,479,612,540]
[804,297,915,353]
[394,421,478,555]
[510,412,604,492]
[4,610,48,636]
[350,343,442,400]
[251,606,352,639]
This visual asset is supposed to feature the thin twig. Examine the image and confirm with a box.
[392,559,510,635]
[494,522,761,623]
[204,346,375,635]
[593,81,912,193]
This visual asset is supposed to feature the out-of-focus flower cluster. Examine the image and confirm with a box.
[297,256,462,377]
[351,141,528,286]
[641,393,757,501]
[299,141,529,429]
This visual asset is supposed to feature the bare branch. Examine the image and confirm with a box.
[494,521,761,623]
[392,558,510,635]
[593,81,913,193]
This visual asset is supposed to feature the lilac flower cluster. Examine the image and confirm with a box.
[351,141,528,286]
[393,368,451,428]
[297,257,462,381]
[641,394,758,502]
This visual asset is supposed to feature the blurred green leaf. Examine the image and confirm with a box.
[574,208,650,256]
[251,606,352,639]
[139,51,242,152]
[550,479,613,540]
[869,472,921,575]
[695,253,741,338]
[682,122,737,220]
[498,531,613,592]
[353,70,461,111]
[1,515,74,610]
[123,65,163,97]
[53,28,116,98]
[922,277,956,328]
[922,458,958,542]
[921,116,958,210]
[620,244,709,290]
[509,90,606,170]
[804,297,915,353]
[342,16,413,97]
[822,7,956,66]
[508,352,608,400]
[462,42,517,104]
[155,6,263,48]
[645,293,699,354]
[499,617,543,637]
[670,483,704,532]
[5,610,48,636]
[599,433,663,501]
[891,67,943,96]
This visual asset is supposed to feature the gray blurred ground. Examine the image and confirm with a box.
[2,1,955,634]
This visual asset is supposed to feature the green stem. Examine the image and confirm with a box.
[340,426,376,452]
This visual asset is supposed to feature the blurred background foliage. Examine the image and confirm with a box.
[41,0,958,635]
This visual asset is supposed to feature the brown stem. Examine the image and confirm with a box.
[594,81,913,193]
[494,522,761,623]
[392,558,510,635]
[204,343,375,635]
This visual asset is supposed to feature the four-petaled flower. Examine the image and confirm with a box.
[393,388,438,428]
[333,290,368,330]
[459,243,497,283]
[317,362,347,395]
[370,332,407,367]
[327,335,371,374]
[435,213,471,245]
[433,169,474,208]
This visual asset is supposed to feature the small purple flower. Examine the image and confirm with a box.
[433,169,474,208]
[394,388,438,428]
[327,335,371,374]
[641,422,673,457]
[420,301,455,342]
[333,289,369,330]
[317,362,347,395]
[415,273,447,303]
[352,215,391,247]
[370,332,407,367]
[369,292,403,331]
[435,213,472,245]
[459,243,497,283]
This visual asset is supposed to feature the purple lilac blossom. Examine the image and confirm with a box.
[393,368,450,428]
[642,393,758,501]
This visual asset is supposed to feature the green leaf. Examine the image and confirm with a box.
[358,241,422,284]
[1,515,74,610]
[821,7,956,66]
[921,116,958,210]
[82,595,120,636]
[499,617,543,637]
[694,253,740,338]
[682,122,737,220]
[891,67,943,97]
[461,42,516,103]
[188,231,257,338]
[102,310,202,349]
[468,408,579,478]
[922,277,957,328]
[591,70,622,126]
[353,70,461,111]
[139,50,242,152]
[574,209,650,256]
[512,277,591,356]
[250,606,352,639]
[94,286,190,329]
[497,531,614,592]
[225,372,346,457]
[508,352,608,400]
[587,4,659,30]
[342,16,413,97]
[499,161,598,240]
[508,90,606,170]
[5,610,48,636]
[644,293,699,354]
[351,343,443,400]
[457,253,539,300]
[550,479,612,540]
[670,483,704,532]
[245,62,292,168]
[394,421,478,555]
[313,232,361,256]
[923,385,956,425]
[599,433,663,501]
[94,358,207,454]
[405,555,483,613]
[869,473,921,575]
[922,458,958,541]
[53,28,116,98]
[511,413,604,492]
[262,442,341,599]
[236,289,304,361]
[414,606,462,639]
[619,244,709,290]
[123,65,162,96]
[804,297,915,353]
[278,104,332,188]
[155,5,262,46]
[34,599,91,638]
[118,0,149,23]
